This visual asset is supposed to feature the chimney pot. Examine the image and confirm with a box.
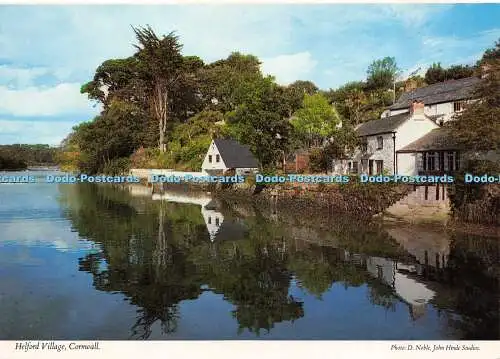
[410,100,425,115]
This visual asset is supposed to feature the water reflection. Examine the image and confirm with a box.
[1,180,497,340]
[60,184,499,339]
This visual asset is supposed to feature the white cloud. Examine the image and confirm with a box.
[0,65,50,88]
[0,83,95,117]
[0,119,80,145]
[0,218,96,253]
[381,4,451,28]
[261,52,318,85]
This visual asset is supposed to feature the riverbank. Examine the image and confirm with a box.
[151,179,413,219]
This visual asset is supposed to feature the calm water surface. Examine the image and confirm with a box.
[0,171,498,340]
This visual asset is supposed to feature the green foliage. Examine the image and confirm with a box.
[425,62,476,85]
[323,124,360,160]
[308,147,329,173]
[0,144,58,169]
[71,27,496,177]
[448,159,500,224]
[449,39,500,152]
[366,56,399,90]
[103,157,131,175]
[425,62,447,85]
[291,93,341,148]
[70,100,149,174]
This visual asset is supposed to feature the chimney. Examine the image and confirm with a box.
[410,100,425,116]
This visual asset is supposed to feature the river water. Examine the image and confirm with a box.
[0,171,498,340]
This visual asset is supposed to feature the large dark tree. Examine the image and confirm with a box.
[448,39,500,152]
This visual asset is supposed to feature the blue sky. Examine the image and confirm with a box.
[0,4,499,145]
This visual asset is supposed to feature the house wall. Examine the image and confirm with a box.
[350,132,396,174]
[235,168,259,176]
[201,141,228,172]
[393,115,439,175]
[387,101,471,124]
[397,153,418,176]
[336,114,439,176]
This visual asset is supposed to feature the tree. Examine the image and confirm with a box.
[448,40,500,152]
[327,81,368,125]
[290,93,341,148]
[324,124,360,160]
[446,64,475,80]
[70,100,149,174]
[366,57,399,90]
[132,26,186,152]
[425,63,447,84]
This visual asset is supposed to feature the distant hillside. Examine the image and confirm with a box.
[0,144,59,170]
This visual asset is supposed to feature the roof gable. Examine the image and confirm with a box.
[397,128,462,153]
[355,113,409,136]
[213,138,259,168]
[390,76,481,110]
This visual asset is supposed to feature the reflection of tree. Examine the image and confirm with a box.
[60,184,499,340]
[432,234,499,339]
[61,184,205,339]
[366,280,398,312]
[203,239,304,336]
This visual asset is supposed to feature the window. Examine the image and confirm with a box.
[208,216,211,224]
[417,153,424,171]
[368,160,374,175]
[447,151,461,172]
[215,218,219,226]
[426,152,436,171]
[216,154,220,163]
[454,101,465,112]
[361,160,368,173]
[351,161,358,174]
[348,161,358,174]
[377,136,383,150]
[208,155,212,163]
[361,139,368,152]
[375,160,383,175]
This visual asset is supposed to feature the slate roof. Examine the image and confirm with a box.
[213,138,259,168]
[389,76,481,110]
[397,128,462,153]
[355,113,410,136]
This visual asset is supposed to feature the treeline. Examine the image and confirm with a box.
[0,144,59,170]
[62,25,495,176]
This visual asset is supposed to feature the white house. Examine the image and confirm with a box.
[336,101,439,176]
[381,76,481,125]
[201,138,259,176]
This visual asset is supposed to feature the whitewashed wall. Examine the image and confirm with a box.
[201,141,227,172]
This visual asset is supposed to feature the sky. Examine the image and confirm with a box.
[0,3,499,145]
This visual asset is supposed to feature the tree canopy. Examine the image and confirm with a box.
[448,39,500,153]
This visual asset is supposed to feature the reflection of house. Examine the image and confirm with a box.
[148,191,247,243]
[364,256,436,320]
[201,138,259,176]
[201,200,224,241]
[385,225,450,269]
[201,201,248,242]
